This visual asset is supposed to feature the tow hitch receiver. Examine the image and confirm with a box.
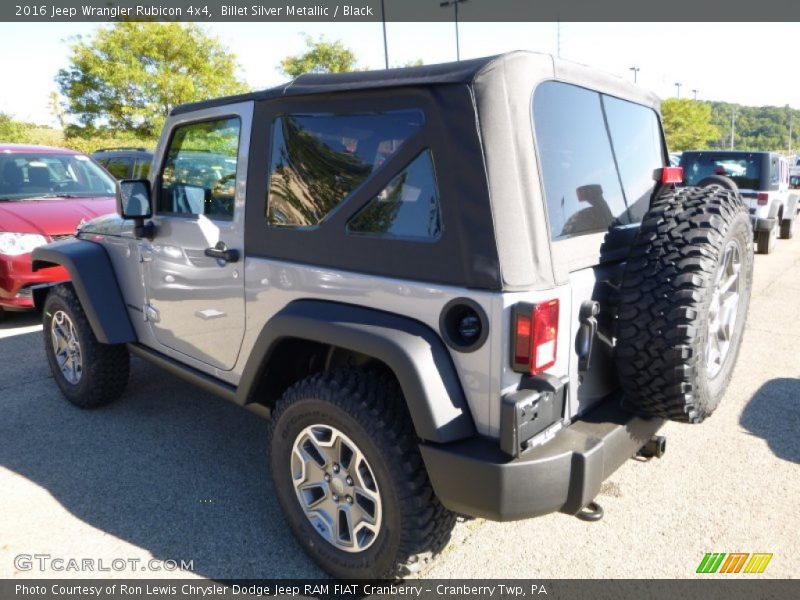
[638,435,667,459]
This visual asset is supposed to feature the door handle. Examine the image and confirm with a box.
[204,241,239,263]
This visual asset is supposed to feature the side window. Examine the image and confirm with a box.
[347,150,441,240]
[158,117,241,220]
[266,111,424,228]
[133,158,151,179]
[533,81,627,240]
[770,157,779,186]
[105,157,132,179]
[603,95,664,222]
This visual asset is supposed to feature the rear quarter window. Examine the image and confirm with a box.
[266,111,424,228]
[533,81,664,240]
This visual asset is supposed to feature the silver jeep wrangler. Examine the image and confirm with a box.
[33,52,754,579]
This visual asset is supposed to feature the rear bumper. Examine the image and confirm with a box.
[0,253,68,309]
[420,402,664,521]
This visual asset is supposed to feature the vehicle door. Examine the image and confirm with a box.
[141,103,251,371]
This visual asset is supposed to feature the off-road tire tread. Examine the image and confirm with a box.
[268,368,456,579]
[44,283,129,408]
[615,185,752,423]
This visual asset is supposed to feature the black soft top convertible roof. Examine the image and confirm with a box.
[170,55,500,115]
[168,51,663,291]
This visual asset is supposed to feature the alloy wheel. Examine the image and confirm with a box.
[291,424,382,553]
[50,310,83,385]
[705,241,742,379]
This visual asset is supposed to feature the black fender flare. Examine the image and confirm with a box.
[237,300,476,443]
[32,239,136,344]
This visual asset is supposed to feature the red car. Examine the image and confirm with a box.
[0,144,117,319]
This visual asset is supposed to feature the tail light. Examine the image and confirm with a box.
[757,192,769,206]
[511,300,559,375]
[660,166,684,184]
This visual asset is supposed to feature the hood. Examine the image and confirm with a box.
[0,196,116,237]
[78,212,128,237]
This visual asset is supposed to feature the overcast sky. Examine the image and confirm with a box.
[1,21,798,125]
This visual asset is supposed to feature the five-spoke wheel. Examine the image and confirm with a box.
[705,241,741,379]
[50,310,83,385]
[291,424,382,552]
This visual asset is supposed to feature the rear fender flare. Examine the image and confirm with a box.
[237,300,476,443]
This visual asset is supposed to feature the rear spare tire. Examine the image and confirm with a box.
[616,185,753,423]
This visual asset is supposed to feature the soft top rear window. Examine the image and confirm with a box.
[533,81,665,241]
[681,152,764,190]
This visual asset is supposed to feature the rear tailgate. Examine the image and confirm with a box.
[562,226,636,419]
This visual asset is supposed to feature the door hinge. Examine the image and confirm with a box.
[143,303,160,323]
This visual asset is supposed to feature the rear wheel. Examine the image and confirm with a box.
[780,215,795,239]
[616,185,754,422]
[267,369,456,579]
[756,222,778,254]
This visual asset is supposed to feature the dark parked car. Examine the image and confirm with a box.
[91,147,153,180]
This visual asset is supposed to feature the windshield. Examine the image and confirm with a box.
[0,152,116,200]
[681,153,763,190]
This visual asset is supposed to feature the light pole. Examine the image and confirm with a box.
[557,22,561,58]
[674,82,682,98]
[380,0,388,69]
[692,89,698,101]
[440,0,468,61]
[629,66,640,83]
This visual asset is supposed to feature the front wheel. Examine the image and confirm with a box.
[43,284,130,408]
[267,369,456,579]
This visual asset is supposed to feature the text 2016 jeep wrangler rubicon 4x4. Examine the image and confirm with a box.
[32,52,754,579]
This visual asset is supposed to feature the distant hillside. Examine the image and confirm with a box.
[705,101,798,153]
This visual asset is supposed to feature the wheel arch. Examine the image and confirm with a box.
[32,240,137,344]
[237,300,476,444]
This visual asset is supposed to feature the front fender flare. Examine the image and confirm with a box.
[237,300,476,443]
[32,239,136,344]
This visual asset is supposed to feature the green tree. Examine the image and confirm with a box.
[279,35,358,78]
[56,22,248,139]
[707,102,799,151]
[661,99,719,151]
[0,112,26,142]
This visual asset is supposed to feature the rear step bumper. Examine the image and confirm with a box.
[419,402,664,521]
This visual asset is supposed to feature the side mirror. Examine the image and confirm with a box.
[117,179,153,219]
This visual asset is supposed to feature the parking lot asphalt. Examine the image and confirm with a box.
[1,234,798,580]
